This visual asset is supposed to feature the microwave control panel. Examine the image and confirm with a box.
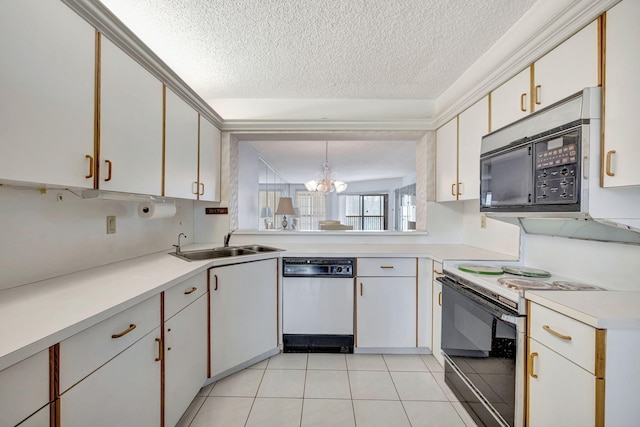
[534,135,579,204]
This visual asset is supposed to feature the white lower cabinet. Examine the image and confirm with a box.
[60,327,162,427]
[356,277,416,348]
[528,338,596,427]
[164,295,208,427]
[431,261,444,367]
[356,258,417,349]
[17,404,50,427]
[209,258,278,378]
[0,349,50,427]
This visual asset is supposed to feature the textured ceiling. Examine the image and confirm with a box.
[99,0,536,120]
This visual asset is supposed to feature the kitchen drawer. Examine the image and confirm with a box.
[164,272,207,321]
[357,258,416,277]
[529,302,596,374]
[59,294,160,393]
[0,349,49,427]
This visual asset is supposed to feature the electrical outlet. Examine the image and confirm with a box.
[107,216,116,234]
[480,215,487,229]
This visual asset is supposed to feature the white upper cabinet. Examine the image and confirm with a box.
[164,88,199,199]
[198,118,222,202]
[602,0,640,187]
[99,36,163,195]
[457,96,489,201]
[533,20,599,111]
[436,117,458,202]
[0,0,95,188]
[490,67,531,131]
[492,20,599,132]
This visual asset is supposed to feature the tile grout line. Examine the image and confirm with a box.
[244,365,268,427]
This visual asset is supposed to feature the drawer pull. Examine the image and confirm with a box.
[534,84,542,105]
[214,274,219,291]
[438,291,442,306]
[520,93,527,112]
[529,352,538,378]
[542,325,572,341]
[155,337,163,362]
[104,159,112,181]
[379,266,395,269]
[184,286,198,295]
[111,324,136,339]
[433,270,443,275]
[360,283,363,296]
[451,183,456,196]
[606,150,616,177]
[85,154,94,179]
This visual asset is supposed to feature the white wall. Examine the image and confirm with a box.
[461,200,521,257]
[0,185,193,291]
[523,234,640,291]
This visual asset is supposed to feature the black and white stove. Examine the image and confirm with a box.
[437,261,606,427]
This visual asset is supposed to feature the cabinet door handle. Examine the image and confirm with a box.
[438,291,442,306]
[104,159,112,182]
[457,182,463,196]
[214,274,219,291]
[534,84,542,105]
[155,337,163,362]
[379,265,394,269]
[451,183,456,196]
[529,352,538,378]
[199,182,205,195]
[360,283,363,296]
[606,150,616,177]
[111,324,136,339]
[520,93,527,112]
[192,181,199,195]
[184,286,197,295]
[85,154,94,179]
[542,325,572,341]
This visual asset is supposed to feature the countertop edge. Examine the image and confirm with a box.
[0,243,516,371]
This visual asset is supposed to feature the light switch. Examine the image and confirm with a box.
[107,216,116,234]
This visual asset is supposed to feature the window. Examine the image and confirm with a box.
[343,194,388,230]
[295,191,326,230]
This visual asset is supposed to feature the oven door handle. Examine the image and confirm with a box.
[437,276,520,322]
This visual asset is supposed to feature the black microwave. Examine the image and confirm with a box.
[480,125,582,213]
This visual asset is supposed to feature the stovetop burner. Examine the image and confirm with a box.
[551,281,606,291]
[501,266,551,278]
[497,277,554,290]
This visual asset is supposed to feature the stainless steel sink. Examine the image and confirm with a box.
[169,245,282,262]
[238,244,281,252]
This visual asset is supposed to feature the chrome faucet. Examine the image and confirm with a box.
[174,233,187,254]
[223,230,235,247]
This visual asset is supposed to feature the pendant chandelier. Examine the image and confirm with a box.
[304,141,348,193]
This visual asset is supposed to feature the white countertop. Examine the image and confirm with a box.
[526,290,640,329]
[0,243,515,371]
[271,243,517,263]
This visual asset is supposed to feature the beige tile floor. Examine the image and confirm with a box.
[176,353,477,427]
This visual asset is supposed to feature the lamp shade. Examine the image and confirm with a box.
[275,197,296,215]
[260,207,272,217]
